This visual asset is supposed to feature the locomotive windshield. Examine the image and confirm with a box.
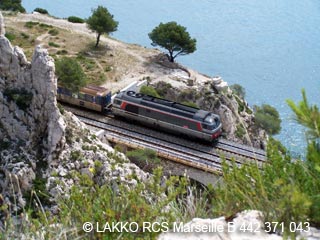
[204,114,215,124]
[204,113,220,130]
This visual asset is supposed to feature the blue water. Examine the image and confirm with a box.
[22,0,320,154]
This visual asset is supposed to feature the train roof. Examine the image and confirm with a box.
[142,95,199,112]
[80,85,110,96]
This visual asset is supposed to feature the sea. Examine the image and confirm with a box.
[21,0,320,155]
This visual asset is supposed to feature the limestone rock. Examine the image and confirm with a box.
[212,76,229,91]
[0,18,66,216]
[0,35,66,159]
[0,11,5,36]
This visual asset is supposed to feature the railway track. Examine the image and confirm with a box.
[62,105,266,161]
[62,105,267,172]
[79,116,224,174]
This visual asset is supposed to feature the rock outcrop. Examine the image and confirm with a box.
[153,79,267,149]
[0,32,65,159]
[0,12,65,217]
[0,13,148,220]
[0,12,4,36]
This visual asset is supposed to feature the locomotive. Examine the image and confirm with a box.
[112,91,222,141]
[57,84,222,142]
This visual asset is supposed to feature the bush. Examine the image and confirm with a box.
[235,124,246,138]
[0,0,25,12]
[126,148,160,165]
[4,32,16,41]
[139,85,161,98]
[34,7,48,14]
[48,29,59,36]
[24,21,39,29]
[39,23,53,29]
[20,32,29,39]
[48,42,60,47]
[55,57,87,92]
[56,49,68,55]
[155,81,173,97]
[56,168,188,239]
[254,104,281,135]
[213,141,316,236]
[230,84,246,99]
[67,16,85,23]
[3,88,33,111]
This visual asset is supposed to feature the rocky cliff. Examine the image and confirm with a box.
[0,11,4,36]
[151,75,267,149]
[0,11,148,222]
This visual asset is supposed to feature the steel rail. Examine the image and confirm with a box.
[79,117,223,174]
[62,104,266,163]
[78,115,263,173]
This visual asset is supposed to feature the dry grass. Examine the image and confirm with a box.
[3,15,142,86]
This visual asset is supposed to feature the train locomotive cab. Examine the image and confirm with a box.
[202,113,222,139]
[112,90,222,142]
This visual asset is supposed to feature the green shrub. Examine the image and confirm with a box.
[155,81,173,97]
[34,7,48,14]
[254,104,281,135]
[57,103,65,115]
[55,57,87,92]
[0,0,25,12]
[70,150,83,161]
[56,49,68,55]
[39,23,53,29]
[67,16,85,23]
[213,90,320,234]
[213,142,314,236]
[235,124,246,138]
[48,42,60,47]
[3,88,33,111]
[5,32,16,41]
[139,85,161,98]
[230,83,246,99]
[57,168,188,239]
[48,29,59,36]
[178,88,199,103]
[24,21,39,28]
[127,148,160,165]
[20,32,30,39]
[104,65,112,72]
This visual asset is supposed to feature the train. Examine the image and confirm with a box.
[57,85,222,142]
[57,85,112,112]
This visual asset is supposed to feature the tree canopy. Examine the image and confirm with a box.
[55,57,87,93]
[0,0,25,12]
[230,84,246,99]
[148,21,196,62]
[87,6,118,48]
[254,104,281,135]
